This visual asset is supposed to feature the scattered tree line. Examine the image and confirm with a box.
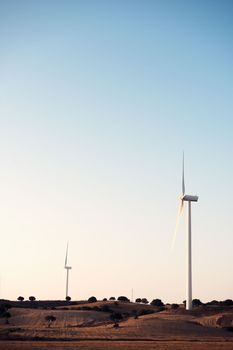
[10,296,233,309]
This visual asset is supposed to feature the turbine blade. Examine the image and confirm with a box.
[65,242,69,267]
[172,199,184,250]
[182,152,185,195]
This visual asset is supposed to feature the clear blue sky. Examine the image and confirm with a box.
[0,0,232,302]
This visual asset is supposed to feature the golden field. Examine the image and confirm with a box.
[0,301,232,349]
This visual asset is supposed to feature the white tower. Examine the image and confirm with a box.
[64,243,72,298]
[174,154,198,310]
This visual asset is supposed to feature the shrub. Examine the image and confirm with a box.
[109,297,116,301]
[135,298,142,303]
[110,312,123,322]
[150,299,164,307]
[29,296,36,302]
[17,296,24,302]
[223,299,233,306]
[137,309,154,316]
[103,298,107,302]
[66,296,71,302]
[141,298,149,304]
[192,299,202,307]
[117,296,129,302]
[88,296,97,303]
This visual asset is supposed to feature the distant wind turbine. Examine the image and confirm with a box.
[64,242,72,299]
[173,154,198,310]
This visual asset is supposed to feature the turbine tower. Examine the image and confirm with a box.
[174,154,198,310]
[64,242,72,299]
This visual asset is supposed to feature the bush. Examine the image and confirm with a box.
[29,296,36,302]
[171,303,179,310]
[209,300,219,305]
[110,312,123,322]
[137,309,154,316]
[150,299,164,307]
[66,296,71,302]
[223,299,233,306]
[88,296,97,303]
[17,296,24,302]
[103,298,107,302]
[192,299,202,307]
[135,298,142,303]
[117,296,129,302]
[109,297,116,301]
[141,298,149,304]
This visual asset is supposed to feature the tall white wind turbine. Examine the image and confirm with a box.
[64,242,72,299]
[174,154,198,310]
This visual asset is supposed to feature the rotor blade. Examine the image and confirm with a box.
[65,242,69,267]
[182,152,185,195]
[172,199,184,250]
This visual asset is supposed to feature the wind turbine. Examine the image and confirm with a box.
[174,154,198,310]
[64,242,72,299]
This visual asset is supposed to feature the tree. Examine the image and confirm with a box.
[88,296,97,303]
[45,315,56,327]
[192,299,202,307]
[141,298,149,304]
[110,312,123,327]
[66,296,71,302]
[150,299,164,307]
[109,297,116,301]
[29,296,36,302]
[135,298,142,303]
[102,298,107,302]
[117,296,129,302]
[17,296,24,302]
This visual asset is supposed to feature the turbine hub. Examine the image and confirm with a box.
[182,194,198,202]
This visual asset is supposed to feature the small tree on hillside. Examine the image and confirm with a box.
[88,296,97,303]
[117,296,129,302]
[151,299,164,307]
[29,296,36,302]
[66,296,71,302]
[192,299,202,307]
[171,303,179,310]
[141,298,149,304]
[135,298,142,303]
[109,297,116,301]
[223,299,233,306]
[110,312,123,327]
[17,296,24,302]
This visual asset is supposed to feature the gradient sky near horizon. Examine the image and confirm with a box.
[0,0,233,303]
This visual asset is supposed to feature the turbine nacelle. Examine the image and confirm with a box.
[65,266,72,270]
[181,194,198,202]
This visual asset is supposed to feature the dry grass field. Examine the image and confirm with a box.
[0,301,232,349]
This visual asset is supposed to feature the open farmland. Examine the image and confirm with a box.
[0,301,232,349]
